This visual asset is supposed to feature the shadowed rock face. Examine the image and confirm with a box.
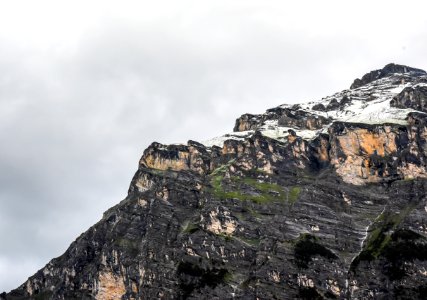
[4,64,427,300]
[233,113,260,132]
[391,86,427,113]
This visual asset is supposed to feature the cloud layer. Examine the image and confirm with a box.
[1,0,427,291]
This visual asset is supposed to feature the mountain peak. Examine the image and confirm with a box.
[350,63,426,89]
[5,64,427,299]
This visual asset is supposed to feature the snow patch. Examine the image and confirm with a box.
[259,121,319,141]
[201,73,427,148]
[201,131,253,147]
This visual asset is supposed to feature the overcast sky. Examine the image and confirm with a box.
[1,0,426,292]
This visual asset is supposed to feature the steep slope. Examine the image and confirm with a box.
[3,63,427,299]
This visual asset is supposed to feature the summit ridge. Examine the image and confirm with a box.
[350,63,426,89]
[204,63,427,147]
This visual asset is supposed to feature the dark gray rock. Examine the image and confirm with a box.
[350,63,426,89]
[278,109,331,130]
[233,107,331,132]
[391,86,427,112]
[4,65,427,300]
[312,103,326,111]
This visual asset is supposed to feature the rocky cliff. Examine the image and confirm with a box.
[3,63,427,299]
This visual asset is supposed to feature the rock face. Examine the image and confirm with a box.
[391,86,427,112]
[4,64,427,299]
[350,63,426,89]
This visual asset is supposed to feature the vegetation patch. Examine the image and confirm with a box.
[182,221,199,234]
[209,162,301,204]
[365,212,399,259]
[293,234,337,268]
[33,291,54,300]
[288,186,301,204]
[247,207,262,218]
[216,233,233,241]
[381,229,427,280]
[177,261,232,299]
[350,205,427,280]
[114,238,139,257]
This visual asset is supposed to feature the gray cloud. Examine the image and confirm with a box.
[1,0,427,292]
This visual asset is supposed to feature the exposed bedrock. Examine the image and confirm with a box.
[139,140,215,174]
[234,107,331,132]
[325,113,427,184]
[391,85,427,112]
[135,112,427,186]
[350,63,426,89]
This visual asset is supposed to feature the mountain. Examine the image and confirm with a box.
[3,63,427,299]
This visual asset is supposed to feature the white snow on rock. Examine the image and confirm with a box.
[301,77,411,125]
[201,131,253,147]
[201,72,427,147]
[342,98,414,125]
[258,120,319,141]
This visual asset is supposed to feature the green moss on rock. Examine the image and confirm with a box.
[209,163,301,205]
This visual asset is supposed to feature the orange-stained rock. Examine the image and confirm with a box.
[335,128,397,157]
[327,124,399,184]
[95,271,126,300]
